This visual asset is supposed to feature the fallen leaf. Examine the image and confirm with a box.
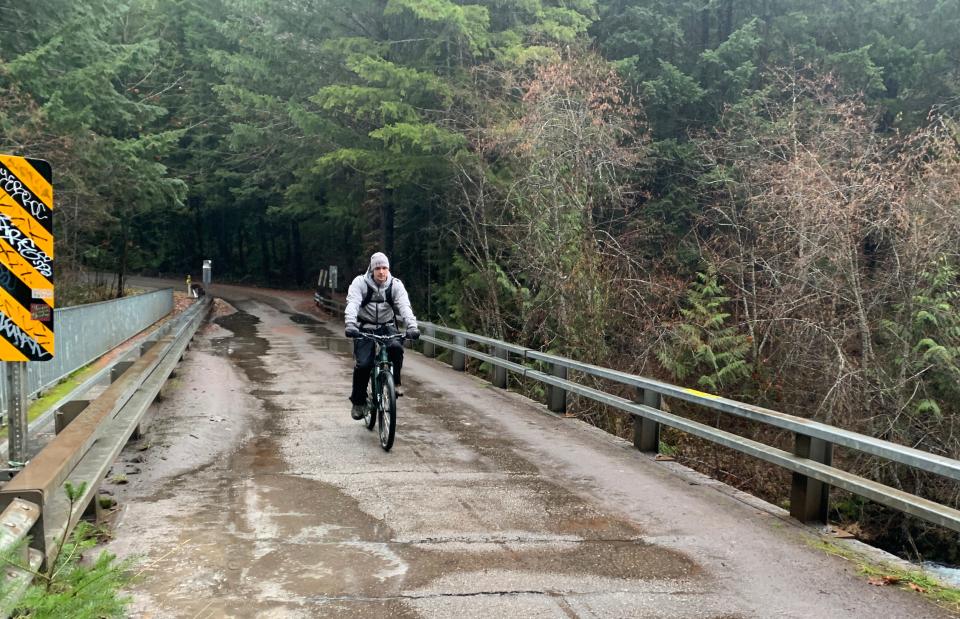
[655,454,675,461]
[908,582,926,593]
[867,575,902,586]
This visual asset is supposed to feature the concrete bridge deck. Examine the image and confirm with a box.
[100,285,951,618]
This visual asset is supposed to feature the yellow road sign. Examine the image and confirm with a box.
[0,155,53,361]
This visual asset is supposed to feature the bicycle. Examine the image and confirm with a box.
[354,332,404,451]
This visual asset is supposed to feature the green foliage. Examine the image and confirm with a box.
[881,257,960,421]
[657,268,751,392]
[12,522,134,619]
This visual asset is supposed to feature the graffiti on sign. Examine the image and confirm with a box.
[0,155,54,361]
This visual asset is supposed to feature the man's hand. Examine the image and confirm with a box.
[405,326,420,341]
[345,324,360,338]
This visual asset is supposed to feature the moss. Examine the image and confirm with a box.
[808,538,960,612]
[0,365,100,441]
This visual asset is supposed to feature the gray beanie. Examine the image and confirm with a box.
[369,252,390,270]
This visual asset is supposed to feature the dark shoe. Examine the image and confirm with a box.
[395,385,404,397]
[351,403,365,420]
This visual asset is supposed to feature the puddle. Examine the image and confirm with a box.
[290,313,323,326]
[107,295,706,615]
[314,337,354,354]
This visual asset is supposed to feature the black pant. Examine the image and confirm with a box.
[349,324,404,405]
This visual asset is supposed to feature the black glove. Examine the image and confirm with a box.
[405,326,420,341]
[345,325,360,338]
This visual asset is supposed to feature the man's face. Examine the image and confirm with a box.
[373,265,389,284]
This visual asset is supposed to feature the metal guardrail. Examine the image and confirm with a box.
[415,321,960,533]
[296,297,960,531]
[0,498,42,615]
[314,291,345,316]
[0,296,210,607]
[0,289,174,418]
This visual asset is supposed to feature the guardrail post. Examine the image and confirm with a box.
[492,346,507,388]
[110,361,134,383]
[790,434,833,524]
[632,388,661,452]
[423,324,436,358]
[55,400,91,434]
[452,335,466,371]
[547,364,567,414]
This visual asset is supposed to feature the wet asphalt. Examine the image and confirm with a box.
[99,288,953,618]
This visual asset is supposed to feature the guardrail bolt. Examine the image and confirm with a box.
[632,388,662,453]
[790,434,833,524]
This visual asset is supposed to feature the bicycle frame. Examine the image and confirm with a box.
[369,337,392,408]
[355,331,404,450]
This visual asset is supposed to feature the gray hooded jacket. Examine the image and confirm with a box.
[344,271,417,330]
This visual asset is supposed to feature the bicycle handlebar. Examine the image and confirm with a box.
[351,332,405,342]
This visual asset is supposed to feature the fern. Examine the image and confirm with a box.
[882,257,960,418]
[657,267,751,392]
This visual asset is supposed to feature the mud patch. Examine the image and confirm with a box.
[396,538,697,589]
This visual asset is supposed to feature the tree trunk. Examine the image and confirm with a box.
[721,0,734,41]
[381,192,395,257]
[238,225,246,274]
[259,217,271,283]
[191,195,205,268]
[116,219,128,299]
[291,220,304,286]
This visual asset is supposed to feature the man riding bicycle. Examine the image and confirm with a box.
[344,252,419,419]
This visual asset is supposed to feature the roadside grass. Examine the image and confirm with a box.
[810,538,960,612]
[0,365,99,443]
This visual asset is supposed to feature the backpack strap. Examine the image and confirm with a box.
[359,280,396,312]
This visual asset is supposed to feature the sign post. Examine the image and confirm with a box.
[5,363,27,465]
[0,155,54,467]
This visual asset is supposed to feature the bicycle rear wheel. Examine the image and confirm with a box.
[363,373,376,430]
[378,370,397,451]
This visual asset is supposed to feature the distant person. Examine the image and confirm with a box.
[344,252,419,419]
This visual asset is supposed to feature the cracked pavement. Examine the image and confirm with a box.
[100,284,952,618]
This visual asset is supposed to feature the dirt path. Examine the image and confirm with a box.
[98,285,953,618]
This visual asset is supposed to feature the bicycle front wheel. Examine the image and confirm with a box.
[364,374,377,430]
[378,370,397,451]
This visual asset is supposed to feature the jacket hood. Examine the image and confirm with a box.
[364,271,393,289]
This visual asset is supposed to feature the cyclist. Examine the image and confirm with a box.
[344,252,419,419]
